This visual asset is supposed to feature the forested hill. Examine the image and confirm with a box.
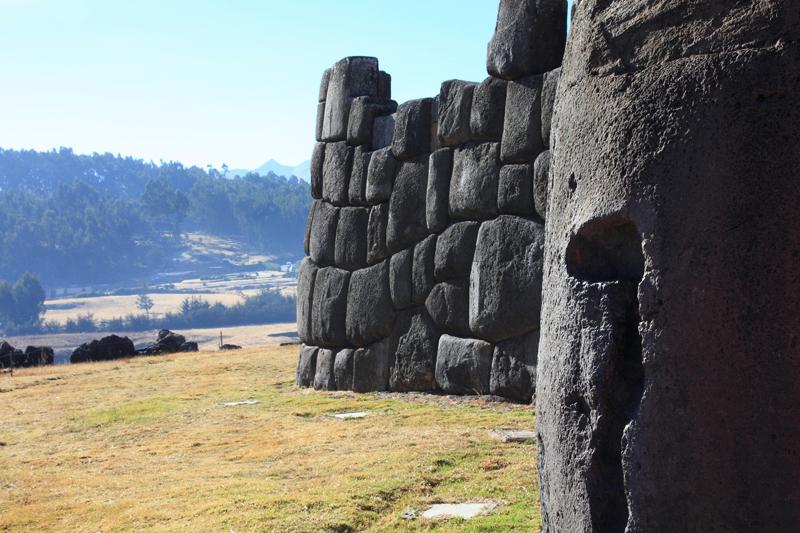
[0,148,311,287]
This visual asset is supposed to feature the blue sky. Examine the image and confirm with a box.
[0,0,572,170]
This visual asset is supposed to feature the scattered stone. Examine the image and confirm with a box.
[332,411,368,420]
[489,428,536,443]
[223,400,260,407]
[219,344,242,351]
[71,335,136,364]
[421,502,498,519]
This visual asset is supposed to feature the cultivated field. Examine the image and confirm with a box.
[0,346,540,532]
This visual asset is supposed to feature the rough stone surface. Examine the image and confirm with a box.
[425,279,470,337]
[335,207,368,271]
[498,164,535,215]
[318,68,331,102]
[389,248,413,310]
[470,77,507,141]
[296,345,318,387]
[313,348,337,391]
[390,307,440,392]
[352,338,390,393]
[435,335,493,395]
[346,260,395,347]
[449,143,500,220]
[311,142,325,199]
[412,235,437,305]
[348,146,371,206]
[297,258,317,343]
[470,216,544,342]
[501,75,545,163]
[322,57,379,141]
[537,5,800,531]
[366,202,389,265]
[387,156,429,254]
[366,147,397,204]
[532,150,549,220]
[426,148,452,234]
[487,0,567,80]
[311,267,350,347]
[70,335,136,364]
[322,141,353,206]
[372,114,395,151]
[308,201,339,267]
[540,67,560,149]
[347,96,397,147]
[434,222,480,281]
[392,99,432,160]
[490,330,538,403]
[378,71,391,100]
[303,200,317,256]
[437,80,475,147]
[334,348,355,390]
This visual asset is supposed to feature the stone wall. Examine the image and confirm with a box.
[296,1,568,403]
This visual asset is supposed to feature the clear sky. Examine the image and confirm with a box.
[0,0,572,170]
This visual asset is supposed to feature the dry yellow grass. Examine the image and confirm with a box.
[0,347,540,532]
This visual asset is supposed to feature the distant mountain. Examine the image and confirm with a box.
[229,159,311,182]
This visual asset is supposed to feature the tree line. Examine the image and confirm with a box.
[0,147,311,287]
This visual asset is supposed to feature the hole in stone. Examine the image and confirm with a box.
[568,173,577,192]
[565,215,644,283]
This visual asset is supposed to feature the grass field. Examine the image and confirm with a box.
[0,346,541,532]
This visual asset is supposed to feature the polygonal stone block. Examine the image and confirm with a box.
[490,330,538,403]
[373,114,395,151]
[426,279,471,337]
[449,143,501,220]
[541,67,561,148]
[348,146,372,206]
[392,99,433,161]
[435,335,493,395]
[378,71,392,100]
[412,235,437,305]
[471,77,507,141]
[346,260,395,347]
[334,348,355,390]
[322,141,353,206]
[314,348,336,391]
[438,80,476,147]
[469,216,545,342]
[311,266,350,347]
[334,207,368,270]
[390,307,440,392]
[390,248,413,310]
[309,201,339,267]
[322,57,380,142]
[366,147,397,204]
[434,222,481,281]
[296,258,318,343]
[387,156,430,254]
[311,142,325,199]
[348,97,397,147]
[487,0,568,80]
[296,345,318,387]
[501,75,545,163]
[366,202,389,265]
[533,150,550,220]
[352,337,390,392]
[427,148,453,234]
[303,200,318,256]
[498,164,535,215]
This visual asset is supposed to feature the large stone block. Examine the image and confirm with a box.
[490,330,538,403]
[449,143,501,220]
[501,75,545,163]
[426,279,471,337]
[303,200,317,256]
[313,348,336,391]
[390,307,440,392]
[322,141,353,206]
[390,248,413,310]
[378,71,392,100]
[322,57,380,141]
[427,148,453,234]
[347,97,398,147]
[498,164,535,215]
[438,80,476,147]
[434,222,480,281]
[470,77,507,141]
[311,142,325,199]
[366,202,389,265]
[311,266,350,347]
[387,156,430,253]
[486,0,568,80]
[352,338,390,392]
[533,150,550,220]
[373,114,395,151]
[469,216,545,342]
[435,335,493,395]
[296,258,318,343]
[334,348,355,390]
[392,99,433,161]
[296,345,318,388]
[315,102,325,142]
[335,207,368,270]
[318,68,331,102]
[308,201,339,267]
[348,146,372,206]
[366,147,397,204]
[346,260,395,347]
[541,67,560,149]
[412,235,437,305]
